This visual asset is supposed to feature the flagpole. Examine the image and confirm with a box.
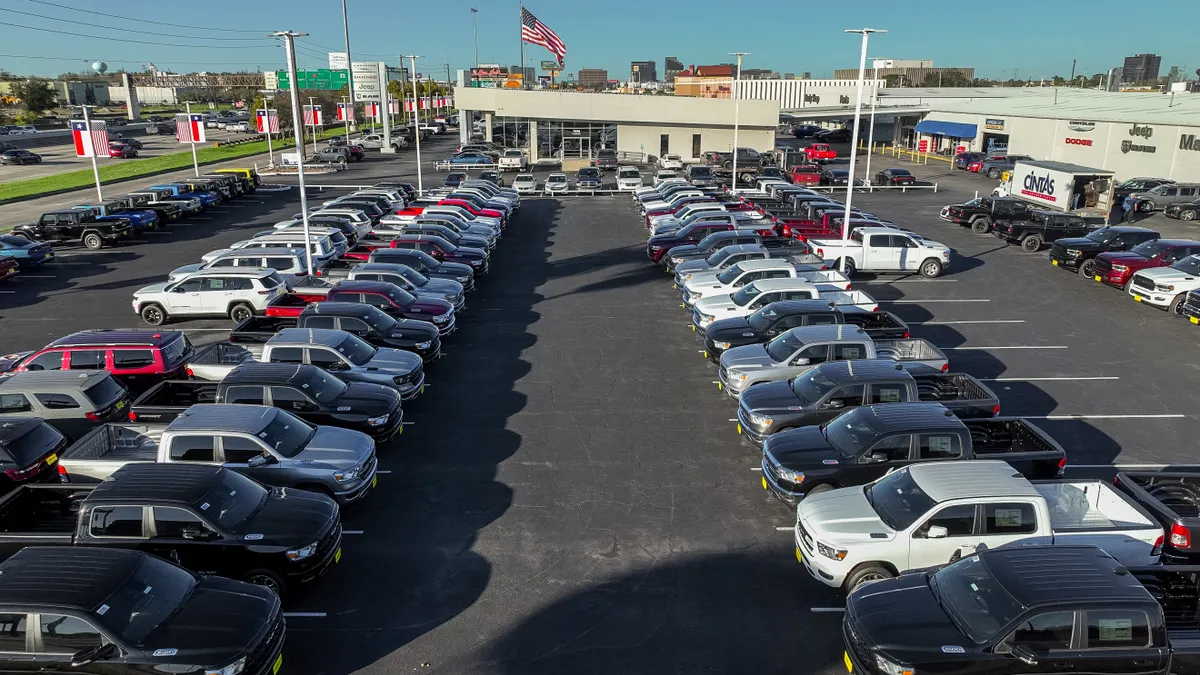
[308,97,318,157]
[519,4,525,91]
[263,101,275,166]
[185,102,200,177]
[80,105,103,201]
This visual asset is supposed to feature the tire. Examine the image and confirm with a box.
[1138,200,1154,213]
[243,569,287,599]
[1021,234,1043,252]
[723,161,734,170]
[920,258,943,278]
[228,303,254,322]
[1170,294,1187,315]
[82,233,104,250]
[140,304,167,326]
[1182,210,1197,222]
[987,168,1001,179]
[971,218,991,233]
[806,483,833,497]
[837,258,857,277]
[1078,259,1096,278]
[844,564,895,593]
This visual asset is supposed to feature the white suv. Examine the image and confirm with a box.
[1126,254,1200,314]
[132,269,288,325]
[168,248,311,282]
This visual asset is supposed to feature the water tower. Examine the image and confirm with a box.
[91,61,108,75]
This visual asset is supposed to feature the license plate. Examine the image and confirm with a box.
[844,652,853,673]
[796,547,804,564]
[44,253,53,259]
[45,453,58,466]
[737,423,743,435]
[334,547,342,563]
[672,283,678,289]
[690,325,696,331]
[717,382,723,390]
[1134,295,1143,302]
[1051,260,1058,266]
[1191,317,1199,325]
[420,385,425,395]
[272,655,283,675]
[762,476,768,490]
[115,400,125,410]
[371,476,378,489]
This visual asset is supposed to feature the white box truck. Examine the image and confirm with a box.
[998,160,1116,222]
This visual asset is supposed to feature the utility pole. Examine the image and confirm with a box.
[404,55,424,193]
[341,0,357,134]
[271,30,315,276]
[728,51,748,193]
[841,27,886,275]
[470,8,479,67]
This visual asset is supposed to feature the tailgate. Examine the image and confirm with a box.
[1115,472,1200,559]
[819,289,878,313]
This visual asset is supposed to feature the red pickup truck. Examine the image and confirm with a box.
[804,143,836,163]
[788,164,822,186]
[264,279,456,334]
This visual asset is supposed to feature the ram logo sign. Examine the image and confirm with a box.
[1020,172,1058,203]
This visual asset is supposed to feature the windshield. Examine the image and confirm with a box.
[765,331,803,362]
[335,333,377,365]
[746,306,778,331]
[690,167,712,177]
[619,169,639,179]
[306,368,349,404]
[822,408,884,458]
[729,282,761,306]
[579,168,599,178]
[1172,255,1200,275]
[1085,228,1116,243]
[864,467,936,530]
[1130,240,1171,258]
[398,267,427,286]
[503,150,522,157]
[94,556,196,644]
[387,287,416,307]
[791,367,836,404]
[83,376,127,407]
[716,263,748,285]
[258,410,316,458]
[931,556,1025,643]
[200,469,269,530]
[706,248,734,266]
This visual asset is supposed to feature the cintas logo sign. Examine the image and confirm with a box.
[1020,172,1058,203]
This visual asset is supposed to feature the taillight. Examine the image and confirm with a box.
[844,283,851,290]
[186,366,195,377]
[902,331,909,338]
[816,248,824,257]
[1057,457,1067,476]
[1171,523,1191,548]
[992,404,1001,416]
[258,289,273,295]
[4,460,43,481]
[84,411,101,422]
[57,463,69,482]
[940,362,949,372]
[128,411,137,421]
[1152,534,1164,557]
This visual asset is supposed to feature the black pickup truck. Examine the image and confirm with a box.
[940,196,1032,233]
[993,209,1093,252]
[760,401,1066,505]
[0,463,341,597]
[702,299,910,362]
[232,304,442,362]
[1047,226,1161,275]
[131,363,403,440]
[1115,470,1200,563]
[115,193,183,222]
[738,360,999,446]
[10,210,131,250]
[843,545,1200,675]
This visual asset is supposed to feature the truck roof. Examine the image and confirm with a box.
[785,323,869,344]
[180,268,279,280]
[0,547,142,609]
[759,299,841,315]
[909,459,1039,502]
[226,362,319,387]
[977,545,1149,608]
[728,258,795,272]
[48,329,186,349]
[744,278,819,293]
[172,403,278,434]
[93,463,225,506]
[817,359,911,384]
[331,280,402,294]
[1015,159,1115,176]
[0,370,112,391]
[271,327,348,349]
[302,302,385,318]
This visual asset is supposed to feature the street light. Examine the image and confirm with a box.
[728,51,749,193]
[270,30,315,276]
[403,55,424,194]
[341,0,357,137]
[470,8,479,67]
[863,57,884,183]
[839,28,886,275]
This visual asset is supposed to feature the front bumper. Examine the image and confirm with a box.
[736,407,769,446]
[332,455,378,505]
[1128,283,1174,309]
[289,523,344,584]
[717,367,746,399]
[363,409,405,442]
[1048,251,1083,269]
[398,371,426,400]
[794,523,845,588]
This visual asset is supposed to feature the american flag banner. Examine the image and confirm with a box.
[174,113,206,143]
[388,101,400,115]
[364,103,380,119]
[302,105,323,126]
[256,109,280,133]
[70,120,108,158]
[521,7,566,66]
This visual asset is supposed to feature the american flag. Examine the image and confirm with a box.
[521,7,565,66]
[365,103,380,120]
[302,105,323,126]
[174,113,206,143]
[256,109,280,133]
[70,120,108,158]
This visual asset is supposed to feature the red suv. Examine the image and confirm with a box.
[2,329,194,394]
[1092,239,1200,289]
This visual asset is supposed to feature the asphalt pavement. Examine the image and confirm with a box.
[2,135,1199,674]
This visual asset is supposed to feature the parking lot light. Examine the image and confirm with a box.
[727,52,749,194]
[271,29,316,276]
[404,55,425,194]
[864,58,884,185]
[839,28,886,275]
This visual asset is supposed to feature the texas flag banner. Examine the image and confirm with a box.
[336,103,350,122]
[256,109,280,133]
[174,113,206,143]
[364,103,380,119]
[302,105,323,126]
[388,101,400,115]
[71,119,108,158]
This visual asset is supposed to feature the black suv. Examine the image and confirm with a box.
[11,210,131,250]
[940,197,1032,233]
[994,209,1092,252]
[1048,226,1161,275]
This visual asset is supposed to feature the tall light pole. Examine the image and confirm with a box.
[341,0,357,135]
[404,55,425,194]
[839,28,885,275]
[728,51,748,193]
[864,58,883,183]
[470,8,479,66]
[271,30,315,276]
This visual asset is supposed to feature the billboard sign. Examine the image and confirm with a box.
[540,60,559,71]
[352,61,381,102]
[328,52,349,70]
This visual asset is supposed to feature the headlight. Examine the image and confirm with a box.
[735,372,748,382]
[286,542,318,561]
[1066,249,1083,256]
[1157,284,1176,292]
[333,465,361,482]
[206,657,246,675]
[431,312,449,323]
[817,541,848,561]
[366,414,389,427]
[700,313,715,323]
[776,467,804,484]
[682,273,693,280]
[746,411,772,427]
[415,341,432,349]
[1112,264,1128,272]
[649,245,663,251]
[713,341,731,349]
[874,655,914,675]
[457,275,470,282]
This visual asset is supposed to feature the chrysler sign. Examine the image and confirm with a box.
[1068,120,1095,132]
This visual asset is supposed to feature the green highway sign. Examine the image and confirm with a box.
[274,69,350,90]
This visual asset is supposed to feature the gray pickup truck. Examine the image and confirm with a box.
[56,403,378,505]
[718,324,948,399]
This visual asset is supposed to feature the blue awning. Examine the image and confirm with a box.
[914,120,978,138]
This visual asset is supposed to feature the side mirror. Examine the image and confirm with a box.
[1010,645,1038,666]
[171,286,187,293]
[326,361,350,371]
[792,358,810,366]
[180,526,209,540]
[246,453,277,468]
[926,525,949,539]
[71,643,117,667]
[865,452,888,464]
[823,399,845,409]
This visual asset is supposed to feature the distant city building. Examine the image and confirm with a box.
[1122,53,1162,83]
[674,64,735,97]
[630,60,657,83]
[741,68,780,80]
[834,60,972,87]
[578,68,608,87]
[783,73,795,80]
[664,56,684,82]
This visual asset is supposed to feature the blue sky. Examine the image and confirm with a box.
[0,0,1191,81]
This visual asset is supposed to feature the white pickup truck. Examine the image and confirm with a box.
[1126,254,1200,314]
[692,278,877,329]
[681,258,849,307]
[498,149,527,172]
[810,226,952,278]
[796,460,1163,592]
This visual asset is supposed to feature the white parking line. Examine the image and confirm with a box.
[1073,464,1181,469]
[45,261,91,265]
[810,607,846,614]
[912,320,1025,325]
[943,345,1068,350]
[1026,414,1186,420]
[751,467,762,471]
[982,376,1120,382]
[884,299,991,304]
[727,418,737,422]
[376,470,392,474]
[0,290,14,294]
[282,612,327,618]
[775,526,792,531]
[863,279,958,284]
[342,530,364,535]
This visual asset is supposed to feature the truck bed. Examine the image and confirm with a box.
[230,316,298,343]
[130,380,219,423]
[818,289,878,313]
[912,373,998,415]
[0,485,93,537]
[1115,471,1200,560]
[189,342,257,367]
[843,311,909,339]
[873,338,947,369]
[1034,481,1160,532]
[1128,566,1200,642]
[60,424,163,462]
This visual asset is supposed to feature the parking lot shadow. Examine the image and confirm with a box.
[483,551,847,675]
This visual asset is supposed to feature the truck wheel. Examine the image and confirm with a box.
[1138,200,1155,213]
[987,168,1001,179]
[244,569,287,599]
[82,233,104,250]
[140,304,167,326]
[723,161,734,170]
[920,259,943,278]
[1182,210,1197,222]
[1021,234,1043,252]
[1170,294,1187,315]
[836,258,856,277]
[228,303,254,322]
[971,218,991,233]
[1077,259,1096,278]
[844,564,894,593]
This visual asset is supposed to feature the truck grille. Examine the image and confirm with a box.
[1092,256,1113,277]
[1131,274,1156,292]
[796,519,814,553]
[843,618,872,673]
[245,613,285,675]
[1183,290,1200,318]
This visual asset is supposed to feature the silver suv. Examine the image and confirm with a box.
[0,371,130,441]
[1127,183,1200,212]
